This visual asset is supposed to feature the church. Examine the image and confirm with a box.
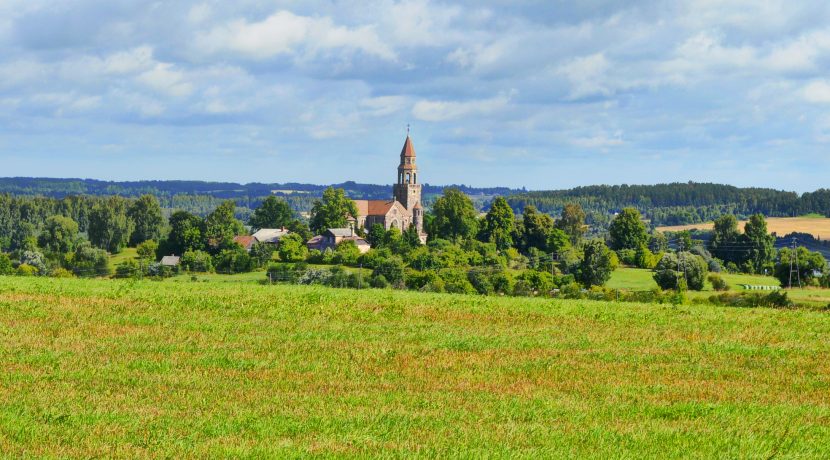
[351,134,426,241]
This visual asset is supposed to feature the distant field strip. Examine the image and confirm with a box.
[658,217,830,239]
[1,277,830,457]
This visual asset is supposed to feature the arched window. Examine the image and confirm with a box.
[406,172,411,183]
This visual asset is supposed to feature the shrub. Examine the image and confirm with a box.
[71,243,111,278]
[441,269,476,295]
[277,233,308,262]
[51,267,74,278]
[333,240,360,265]
[16,264,38,276]
[468,270,494,295]
[708,273,730,291]
[181,250,214,273]
[214,246,253,274]
[491,271,515,295]
[653,252,708,291]
[0,253,12,275]
[370,274,389,289]
[372,256,405,286]
[20,250,49,275]
[250,242,275,267]
[146,262,174,278]
[115,259,140,279]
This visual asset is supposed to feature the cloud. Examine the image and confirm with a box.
[802,80,830,104]
[196,10,396,62]
[412,92,513,122]
[558,53,612,99]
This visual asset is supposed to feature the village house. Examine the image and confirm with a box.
[252,227,290,245]
[307,228,371,254]
[233,235,257,252]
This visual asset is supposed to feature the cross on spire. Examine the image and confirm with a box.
[406,123,410,136]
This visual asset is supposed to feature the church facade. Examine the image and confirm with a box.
[352,134,425,240]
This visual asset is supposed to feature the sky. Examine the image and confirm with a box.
[1,0,830,192]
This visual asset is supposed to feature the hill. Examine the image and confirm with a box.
[2,277,829,457]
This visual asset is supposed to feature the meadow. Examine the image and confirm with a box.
[2,276,830,457]
[657,216,830,240]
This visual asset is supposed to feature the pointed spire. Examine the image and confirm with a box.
[400,132,416,158]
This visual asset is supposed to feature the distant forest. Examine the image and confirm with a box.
[2,178,829,228]
[506,183,830,228]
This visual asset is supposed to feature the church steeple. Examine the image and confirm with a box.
[393,132,423,233]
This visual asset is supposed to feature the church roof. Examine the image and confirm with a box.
[354,199,397,217]
[400,135,416,158]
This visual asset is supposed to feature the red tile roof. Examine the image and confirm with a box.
[233,235,256,248]
[354,199,396,216]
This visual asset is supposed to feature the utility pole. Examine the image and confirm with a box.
[789,237,802,289]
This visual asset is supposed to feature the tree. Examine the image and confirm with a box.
[38,215,79,254]
[709,214,741,263]
[431,188,479,242]
[609,207,648,251]
[518,205,554,252]
[277,233,308,262]
[214,246,253,274]
[334,240,361,265]
[578,240,615,287]
[167,211,205,254]
[479,197,514,250]
[136,240,159,262]
[10,222,37,252]
[127,195,164,246]
[366,224,387,248]
[250,242,275,267]
[743,214,775,274]
[556,203,586,245]
[88,197,134,254]
[180,250,214,273]
[401,225,423,251]
[249,196,293,230]
[204,201,245,252]
[71,242,112,277]
[0,253,13,275]
[774,247,827,287]
[309,187,358,234]
[653,252,708,291]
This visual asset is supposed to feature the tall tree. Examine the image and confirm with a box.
[309,187,358,234]
[479,197,514,250]
[249,196,293,230]
[743,213,775,274]
[608,207,648,251]
[88,196,133,254]
[556,203,586,245]
[578,240,615,287]
[167,211,205,254]
[204,201,245,252]
[127,195,164,246]
[519,205,554,252]
[38,215,79,254]
[709,214,741,263]
[431,188,479,242]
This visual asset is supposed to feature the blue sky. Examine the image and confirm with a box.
[1,1,829,192]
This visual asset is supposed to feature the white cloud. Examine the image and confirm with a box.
[187,3,211,24]
[360,96,408,117]
[802,80,830,104]
[558,53,612,99]
[412,92,513,122]
[137,63,193,97]
[571,132,624,149]
[197,10,396,61]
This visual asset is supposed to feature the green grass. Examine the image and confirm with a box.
[610,267,830,307]
[108,247,138,267]
[2,277,830,457]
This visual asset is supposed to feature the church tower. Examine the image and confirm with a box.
[392,132,423,233]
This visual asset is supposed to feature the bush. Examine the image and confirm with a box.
[250,242,275,267]
[372,256,405,286]
[370,274,389,289]
[653,252,708,291]
[20,250,49,275]
[16,264,38,276]
[440,269,476,295]
[146,262,174,278]
[181,250,214,273]
[0,253,12,275]
[51,267,74,278]
[491,271,515,295]
[333,240,361,265]
[266,263,307,283]
[516,270,555,295]
[115,259,140,279]
[467,270,494,295]
[708,273,730,291]
[277,233,308,262]
[214,246,253,274]
[71,243,111,278]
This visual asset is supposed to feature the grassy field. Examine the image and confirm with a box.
[2,277,830,457]
[609,267,830,307]
[657,216,830,240]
